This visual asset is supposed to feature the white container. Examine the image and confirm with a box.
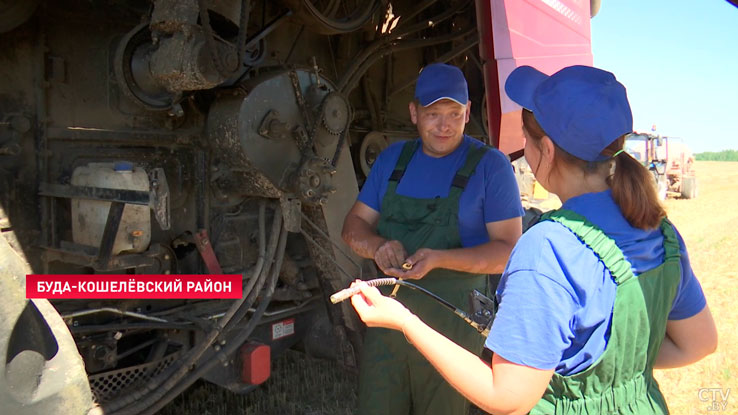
[71,162,151,255]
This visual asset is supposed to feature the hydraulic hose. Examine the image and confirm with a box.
[106,203,280,415]
[339,27,476,98]
[140,224,289,415]
[337,0,472,92]
[220,203,280,335]
[331,278,492,337]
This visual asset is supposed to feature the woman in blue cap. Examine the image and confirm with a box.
[349,65,717,414]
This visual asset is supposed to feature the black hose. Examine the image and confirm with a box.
[331,278,456,311]
[105,203,278,415]
[340,27,476,97]
[336,0,472,92]
[140,224,289,415]
[221,204,281,334]
[331,278,490,336]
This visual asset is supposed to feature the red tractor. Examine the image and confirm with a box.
[625,133,698,199]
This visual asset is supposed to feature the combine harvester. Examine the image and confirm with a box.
[0,0,647,414]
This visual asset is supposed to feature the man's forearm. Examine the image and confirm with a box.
[434,240,513,274]
[342,214,386,259]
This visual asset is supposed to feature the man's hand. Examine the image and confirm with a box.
[383,248,439,280]
[373,240,408,273]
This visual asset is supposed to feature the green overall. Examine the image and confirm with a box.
[530,209,681,414]
[358,140,490,415]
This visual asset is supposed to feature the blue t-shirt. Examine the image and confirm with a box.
[358,135,524,247]
[484,190,706,375]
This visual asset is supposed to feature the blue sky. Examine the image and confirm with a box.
[591,0,738,153]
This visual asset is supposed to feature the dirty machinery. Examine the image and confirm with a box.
[0,0,500,413]
[625,132,698,200]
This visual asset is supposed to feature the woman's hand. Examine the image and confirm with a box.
[350,280,415,331]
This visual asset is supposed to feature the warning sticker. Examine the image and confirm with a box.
[272,318,295,340]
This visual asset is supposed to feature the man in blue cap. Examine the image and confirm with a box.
[345,64,715,415]
[342,63,524,415]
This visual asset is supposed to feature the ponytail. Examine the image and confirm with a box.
[605,137,666,230]
[522,110,665,230]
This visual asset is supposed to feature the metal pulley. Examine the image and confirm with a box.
[320,92,350,135]
[114,0,258,110]
[206,69,352,204]
[358,132,388,177]
[114,22,178,111]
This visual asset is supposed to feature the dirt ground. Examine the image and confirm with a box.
[162,160,737,415]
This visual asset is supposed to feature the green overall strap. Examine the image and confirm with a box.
[646,217,682,366]
[659,218,681,264]
[532,209,681,415]
[386,140,419,192]
[539,209,635,284]
[449,145,490,197]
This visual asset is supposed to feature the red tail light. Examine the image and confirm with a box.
[240,343,271,385]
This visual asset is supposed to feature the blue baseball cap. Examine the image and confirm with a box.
[505,65,633,162]
[414,63,469,107]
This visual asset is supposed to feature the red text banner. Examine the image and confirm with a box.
[26,274,242,299]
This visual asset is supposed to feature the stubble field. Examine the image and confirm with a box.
[162,160,738,415]
[654,161,737,414]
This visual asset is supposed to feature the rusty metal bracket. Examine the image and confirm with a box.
[288,69,314,134]
[39,183,150,205]
[149,168,171,230]
[194,229,223,274]
[291,125,311,152]
[39,168,171,231]
[96,202,125,269]
[279,197,301,233]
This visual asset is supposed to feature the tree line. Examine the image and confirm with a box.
[695,150,738,161]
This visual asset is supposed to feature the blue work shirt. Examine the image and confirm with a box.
[358,135,524,247]
[485,190,706,375]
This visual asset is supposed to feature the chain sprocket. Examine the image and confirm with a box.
[320,92,350,135]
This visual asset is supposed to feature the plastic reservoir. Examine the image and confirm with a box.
[71,162,151,255]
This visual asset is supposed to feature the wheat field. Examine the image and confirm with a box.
[654,161,737,414]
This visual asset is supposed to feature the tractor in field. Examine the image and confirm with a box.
[624,133,698,200]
